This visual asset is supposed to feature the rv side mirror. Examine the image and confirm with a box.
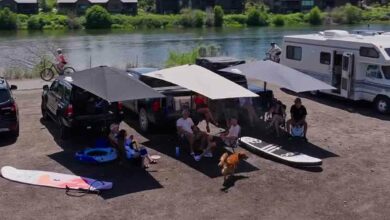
[10,85,17,90]
[43,85,49,90]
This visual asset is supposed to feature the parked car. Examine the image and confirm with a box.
[124,67,195,132]
[41,78,124,139]
[195,56,248,87]
[0,77,19,137]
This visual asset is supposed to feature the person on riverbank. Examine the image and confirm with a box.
[266,43,282,63]
[56,48,67,73]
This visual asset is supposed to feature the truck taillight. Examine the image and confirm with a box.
[151,100,161,112]
[117,102,123,111]
[65,104,73,117]
[10,102,17,112]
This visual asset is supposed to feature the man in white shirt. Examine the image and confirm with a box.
[267,43,282,63]
[220,118,241,146]
[177,109,196,155]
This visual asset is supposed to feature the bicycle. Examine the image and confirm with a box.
[40,61,75,81]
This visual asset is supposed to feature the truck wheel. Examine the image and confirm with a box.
[41,104,50,121]
[59,121,69,139]
[139,108,149,132]
[374,96,390,114]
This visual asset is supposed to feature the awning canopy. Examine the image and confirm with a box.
[60,66,164,102]
[220,61,335,93]
[144,64,258,100]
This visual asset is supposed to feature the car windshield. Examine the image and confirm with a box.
[0,89,11,103]
[381,66,390,80]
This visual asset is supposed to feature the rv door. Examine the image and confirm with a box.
[341,52,354,98]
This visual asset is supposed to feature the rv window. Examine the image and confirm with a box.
[385,48,390,57]
[320,52,331,65]
[342,56,349,71]
[286,46,302,61]
[382,66,390,80]
[359,47,379,58]
[366,65,382,79]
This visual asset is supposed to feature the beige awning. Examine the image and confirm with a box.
[144,64,258,100]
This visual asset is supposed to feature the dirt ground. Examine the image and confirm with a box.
[0,85,389,220]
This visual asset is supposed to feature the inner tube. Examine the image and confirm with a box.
[75,148,117,164]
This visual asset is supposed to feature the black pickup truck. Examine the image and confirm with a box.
[41,78,123,139]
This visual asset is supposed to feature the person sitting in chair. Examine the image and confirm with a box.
[286,98,308,141]
[220,118,241,146]
[267,99,286,137]
[177,109,196,157]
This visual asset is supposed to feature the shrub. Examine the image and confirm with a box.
[214,5,224,27]
[177,9,205,27]
[27,15,45,30]
[307,6,323,25]
[283,13,304,25]
[272,15,285,26]
[0,8,17,30]
[247,7,268,26]
[331,3,362,24]
[224,14,247,27]
[85,5,112,29]
[193,10,205,27]
[165,48,199,67]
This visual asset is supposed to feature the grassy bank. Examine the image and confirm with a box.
[1,4,390,31]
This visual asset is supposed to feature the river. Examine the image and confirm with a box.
[1,24,390,71]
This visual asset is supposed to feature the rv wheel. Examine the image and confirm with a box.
[374,96,390,114]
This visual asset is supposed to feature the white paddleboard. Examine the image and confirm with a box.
[240,137,322,166]
[1,166,112,191]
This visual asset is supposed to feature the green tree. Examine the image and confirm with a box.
[214,5,224,27]
[85,5,112,29]
[247,7,268,26]
[344,3,362,24]
[192,10,205,27]
[272,15,285,26]
[0,8,17,30]
[307,6,322,25]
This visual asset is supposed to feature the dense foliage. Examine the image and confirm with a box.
[1,4,390,30]
[85,5,112,29]
[0,8,17,30]
[214,6,224,27]
[307,6,323,25]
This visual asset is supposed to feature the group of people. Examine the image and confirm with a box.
[267,97,308,141]
[177,109,241,161]
[108,123,157,169]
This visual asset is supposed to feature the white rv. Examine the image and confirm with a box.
[280,30,390,113]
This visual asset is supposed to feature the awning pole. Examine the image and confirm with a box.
[264,82,267,91]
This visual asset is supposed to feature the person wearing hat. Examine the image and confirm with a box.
[266,42,282,63]
[286,98,308,140]
[55,48,67,74]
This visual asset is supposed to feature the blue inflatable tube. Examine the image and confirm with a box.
[75,148,118,164]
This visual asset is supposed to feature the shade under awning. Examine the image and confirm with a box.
[144,64,258,100]
[59,66,164,102]
[220,61,335,93]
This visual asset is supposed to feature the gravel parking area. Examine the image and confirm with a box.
[0,84,389,220]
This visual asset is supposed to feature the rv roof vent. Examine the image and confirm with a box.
[323,30,350,38]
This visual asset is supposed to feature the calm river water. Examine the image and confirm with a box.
[1,24,390,71]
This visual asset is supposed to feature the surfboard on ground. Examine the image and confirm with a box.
[239,137,322,166]
[1,166,112,192]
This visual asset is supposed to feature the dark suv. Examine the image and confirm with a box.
[41,78,123,139]
[0,77,19,137]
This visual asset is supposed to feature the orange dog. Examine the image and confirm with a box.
[218,152,248,181]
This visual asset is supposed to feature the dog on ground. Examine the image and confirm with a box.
[218,152,248,181]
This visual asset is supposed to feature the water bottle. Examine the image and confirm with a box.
[175,146,180,157]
